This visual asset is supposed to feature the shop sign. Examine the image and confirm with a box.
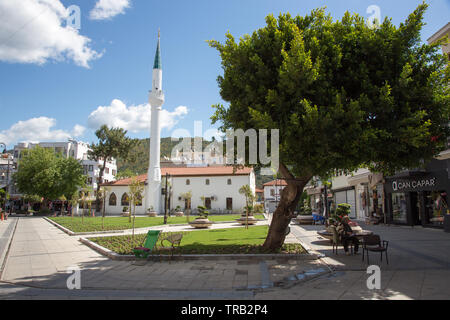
[389,176,438,193]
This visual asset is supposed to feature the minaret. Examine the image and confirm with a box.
[146,30,164,213]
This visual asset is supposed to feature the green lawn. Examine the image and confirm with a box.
[49,214,265,233]
[89,226,306,255]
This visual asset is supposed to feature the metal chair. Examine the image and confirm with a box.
[330,226,353,254]
[362,234,389,264]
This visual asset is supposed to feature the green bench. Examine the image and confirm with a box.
[133,230,161,259]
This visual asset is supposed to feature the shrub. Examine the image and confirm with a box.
[197,205,209,219]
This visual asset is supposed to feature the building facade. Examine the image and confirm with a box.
[263,179,287,213]
[103,166,256,215]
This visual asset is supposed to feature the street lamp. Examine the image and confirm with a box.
[0,142,10,212]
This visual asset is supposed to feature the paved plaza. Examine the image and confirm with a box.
[0,217,449,299]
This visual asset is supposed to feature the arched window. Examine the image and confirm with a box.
[206,179,210,185]
[121,193,129,206]
[109,193,117,206]
[227,179,232,185]
[186,179,190,185]
[136,193,142,207]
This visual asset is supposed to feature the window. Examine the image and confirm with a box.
[105,168,109,174]
[112,170,117,176]
[206,179,210,185]
[109,193,117,206]
[270,189,275,196]
[89,165,94,172]
[135,193,142,206]
[391,193,407,224]
[185,198,191,210]
[186,179,190,185]
[227,179,232,185]
[226,198,233,210]
[88,177,93,185]
[205,197,212,210]
[121,193,129,206]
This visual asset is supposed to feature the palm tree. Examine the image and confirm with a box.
[239,185,255,229]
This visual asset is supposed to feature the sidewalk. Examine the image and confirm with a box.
[253,223,450,299]
[0,217,326,299]
[0,217,18,277]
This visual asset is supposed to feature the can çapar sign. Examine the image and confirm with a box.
[386,173,446,193]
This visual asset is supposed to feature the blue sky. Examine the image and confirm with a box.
[0,0,449,148]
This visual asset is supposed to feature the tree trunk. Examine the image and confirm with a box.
[263,164,312,250]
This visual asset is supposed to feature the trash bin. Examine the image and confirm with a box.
[444,214,450,233]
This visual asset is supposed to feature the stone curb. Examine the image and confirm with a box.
[43,217,125,237]
[79,237,321,262]
[0,218,19,280]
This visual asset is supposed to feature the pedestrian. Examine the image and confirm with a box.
[337,216,360,255]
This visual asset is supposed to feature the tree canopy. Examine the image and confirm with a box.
[14,146,85,203]
[89,125,137,210]
[209,3,449,249]
[209,3,449,178]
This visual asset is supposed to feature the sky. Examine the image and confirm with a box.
[0,0,449,149]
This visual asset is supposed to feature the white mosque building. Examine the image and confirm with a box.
[102,32,256,216]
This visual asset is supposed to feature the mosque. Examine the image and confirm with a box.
[103,32,256,215]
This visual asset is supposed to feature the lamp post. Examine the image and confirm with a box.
[0,142,10,212]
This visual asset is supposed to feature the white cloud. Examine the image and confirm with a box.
[90,0,131,20]
[87,99,188,133]
[0,0,102,68]
[0,117,85,146]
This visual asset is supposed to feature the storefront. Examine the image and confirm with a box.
[333,187,357,219]
[384,165,450,228]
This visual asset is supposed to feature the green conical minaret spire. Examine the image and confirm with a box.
[153,29,161,70]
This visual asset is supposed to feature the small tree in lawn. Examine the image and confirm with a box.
[209,4,449,249]
[97,186,110,230]
[239,185,256,229]
[128,177,144,241]
[88,125,137,213]
[79,187,93,223]
[68,191,79,219]
[180,191,192,222]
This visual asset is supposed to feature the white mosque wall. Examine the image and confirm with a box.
[104,173,256,216]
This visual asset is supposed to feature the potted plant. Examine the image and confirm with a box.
[189,205,212,228]
[236,205,258,226]
[122,206,129,217]
[147,206,157,217]
[175,205,184,217]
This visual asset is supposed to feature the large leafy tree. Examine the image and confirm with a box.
[14,146,85,207]
[89,125,137,212]
[209,4,449,249]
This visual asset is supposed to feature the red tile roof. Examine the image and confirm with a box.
[263,179,288,187]
[104,166,253,186]
[255,188,264,193]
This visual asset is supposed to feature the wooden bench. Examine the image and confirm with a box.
[157,232,184,260]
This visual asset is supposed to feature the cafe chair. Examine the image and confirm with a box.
[362,234,389,265]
